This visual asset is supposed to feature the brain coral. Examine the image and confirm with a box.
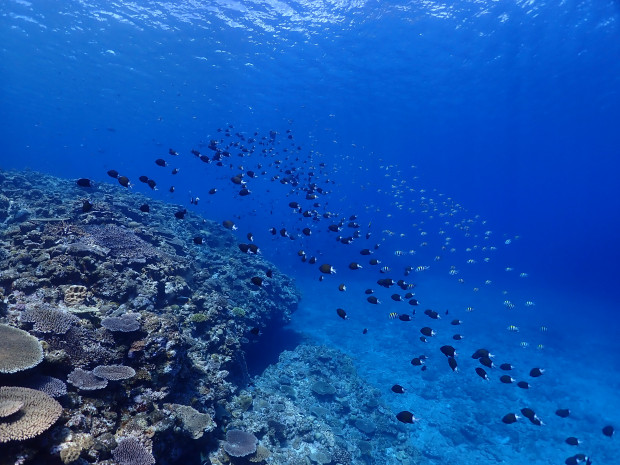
[21,306,79,334]
[64,285,88,306]
[101,313,141,332]
[223,429,258,457]
[67,368,108,391]
[112,437,155,465]
[0,324,43,374]
[93,365,136,381]
[0,387,62,443]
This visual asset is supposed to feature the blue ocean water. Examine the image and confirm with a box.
[1,0,619,464]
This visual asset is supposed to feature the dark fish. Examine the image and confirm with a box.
[319,264,335,274]
[472,348,492,359]
[530,367,544,377]
[247,233,254,242]
[302,227,312,236]
[193,236,203,245]
[420,336,427,343]
[362,328,368,334]
[367,296,379,304]
[171,168,179,175]
[81,200,93,213]
[251,276,263,286]
[209,188,217,194]
[448,357,458,372]
[452,334,463,341]
[396,411,417,424]
[475,367,489,380]
[338,283,346,292]
[479,356,494,368]
[336,308,348,320]
[440,345,456,357]
[398,314,411,321]
[408,299,419,306]
[391,384,406,394]
[565,437,580,446]
[369,258,380,265]
[266,270,273,278]
[517,381,530,389]
[555,409,570,418]
[391,294,403,302]
[502,413,519,424]
[520,408,536,420]
[308,257,317,264]
[279,228,289,238]
[424,309,440,320]
[238,244,250,253]
[76,178,92,187]
[420,327,435,337]
[118,176,130,187]
[405,292,415,299]
[139,175,149,183]
[107,169,119,178]
[365,289,374,294]
[451,319,462,325]
[499,375,514,384]
[169,186,175,193]
[500,363,514,371]
[250,327,260,336]
[377,279,394,288]
[168,148,178,156]
[411,357,424,366]
[248,244,260,254]
[147,179,157,189]
[602,425,614,437]
[222,220,236,230]
[360,248,372,255]
[231,175,243,184]
[155,158,167,167]
[348,262,362,270]
[174,209,187,219]
[139,204,150,213]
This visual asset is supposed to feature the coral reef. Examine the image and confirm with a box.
[0,169,300,464]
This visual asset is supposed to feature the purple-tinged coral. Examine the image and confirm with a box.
[101,313,141,332]
[26,375,67,398]
[0,324,43,374]
[112,437,155,465]
[66,368,108,391]
[21,306,79,334]
[0,387,62,443]
[223,429,258,457]
[93,365,136,381]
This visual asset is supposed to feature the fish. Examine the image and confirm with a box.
[251,277,263,286]
[174,209,187,219]
[602,425,614,437]
[171,168,179,175]
[168,148,178,156]
[499,363,513,371]
[319,264,336,274]
[76,178,93,187]
[138,175,149,183]
[440,345,456,357]
[479,356,494,368]
[222,220,237,230]
[193,236,203,245]
[147,179,157,189]
[555,409,570,418]
[389,312,399,319]
[516,381,530,389]
[118,176,130,187]
[423,309,440,320]
[391,294,403,302]
[367,296,379,304]
[500,375,515,384]
[338,283,346,292]
[81,200,93,213]
[249,327,260,336]
[398,314,412,321]
[336,308,348,320]
[529,367,544,377]
[507,325,519,332]
[396,411,417,424]
[452,334,463,341]
[139,204,150,213]
[502,413,519,424]
[169,186,175,193]
[155,158,167,167]
[451,319,462,326]
[348,262,362,270]
[448,357,458,372]
[420,327,435,337]
[391,384,406,394]
[475,367,489,380]
[411,357,424,366]
[408,299,419,306]
[380,266,391,273]
[209,188,217,194]
[565,437,580,446]
[107,169,119,178]
[471,348,493,359]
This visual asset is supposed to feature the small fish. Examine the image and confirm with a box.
[380,266,391,273]
[389,312,399,319]
[520,342,529,348]
[138,175,149,183]
[409,299,419,306]
[249,327,260,336]
[530,367,544,377]
[391,294,403,302]
[415,265,429,272]
[391,384,406,394]
[209,188,217,194]
[479,356,494,368]
[466,306,474,312]
[168,148,178,156]
[107,169,119,178]
[423,309,440,320]
[398,314,412,321]
[76,178,93,187]
[147,179,157,190]
[452,334,463,341]
[319,264,336,274]
[525,301,535,307]
[500,363,513,371]
[169,186,175,193]
[448,357,458,372]
[396,411,417,424]
[362,328,368,334]
[499,375,515,384]
[451,319,462,325]
[336,308,348,320]
[222,220,237,230]
[420,327,435,337]
[338,283,346,292]
[139,204,150,213]
[367,296,379,304]
[475,367,489,380]
[193,236,203,245]
[171,168,179,175]
[555,409,570,418]
[348,262,362,270]
[517,381,530,389]
[602,425,614,437]
[565,437,580,446]
[251,276,263,286]
[471,348,493,359]
[118,176,130,187]
[540,326,548,332]
[155,158,167,167]
[411,357,424,366]
[507,325,519,332]
[174,209,187,219]
[502,413,519,424]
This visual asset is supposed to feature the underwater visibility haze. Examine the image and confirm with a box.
[1,0,619,464]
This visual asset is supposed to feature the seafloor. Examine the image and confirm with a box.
[0,169,416,465]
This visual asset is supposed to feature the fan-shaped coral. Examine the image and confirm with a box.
[0,387,62,443]
[0,324,43,374]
